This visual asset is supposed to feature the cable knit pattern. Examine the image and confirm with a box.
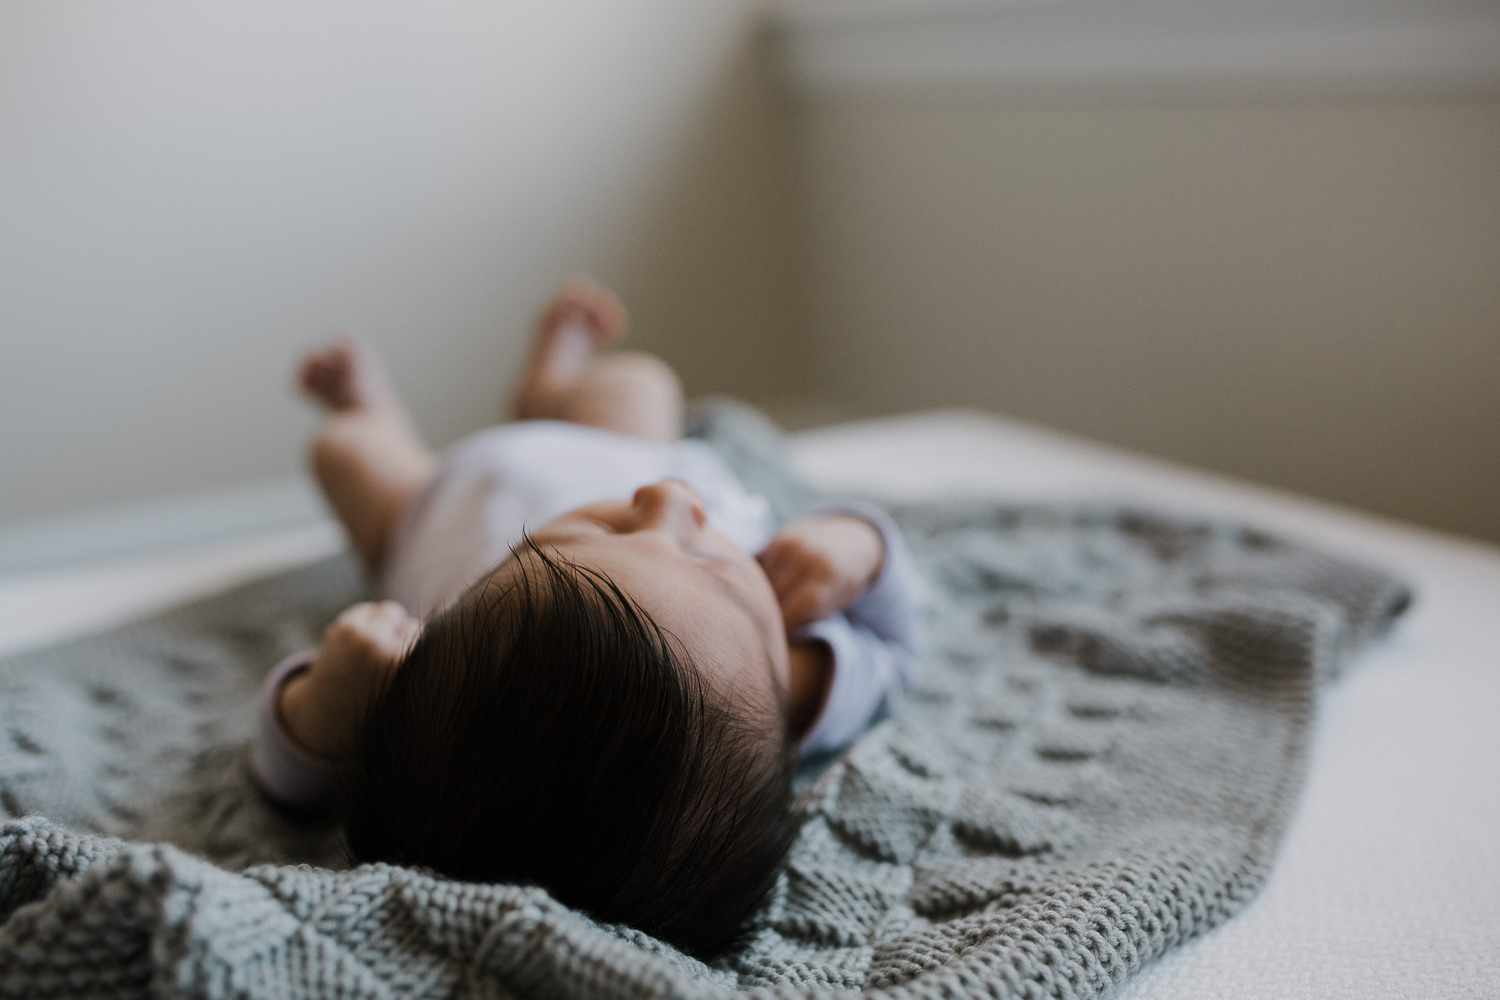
[0,403,1410,998]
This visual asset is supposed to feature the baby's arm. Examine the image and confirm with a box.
[759,502,922,753]
[250,601,417,811]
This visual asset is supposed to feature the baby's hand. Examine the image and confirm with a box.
[278,601,419,760]
[757,515,884,628]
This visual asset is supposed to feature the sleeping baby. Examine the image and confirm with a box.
[250,279,920,954]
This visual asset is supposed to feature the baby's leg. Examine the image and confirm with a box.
[510,278,683,443]
[300,338,437,572]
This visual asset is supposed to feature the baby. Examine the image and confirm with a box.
[251,279,920,954]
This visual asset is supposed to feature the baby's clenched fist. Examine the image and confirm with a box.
[278,601,419,759]
[757,515,884,629]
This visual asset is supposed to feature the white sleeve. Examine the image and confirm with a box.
[249,652,342,814]
[792,500,923,756]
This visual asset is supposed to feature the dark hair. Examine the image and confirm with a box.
[340,537,798,955]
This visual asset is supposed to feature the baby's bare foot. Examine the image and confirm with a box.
[297,335,402,414]
[512,277,629,418]
[535,276,627,358]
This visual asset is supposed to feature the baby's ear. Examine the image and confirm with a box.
[786,639,834,739]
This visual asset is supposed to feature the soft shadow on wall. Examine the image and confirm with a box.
[612,27,798,405]
[781,3,1500,544]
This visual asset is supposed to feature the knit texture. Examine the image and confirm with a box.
[0,403,1410,998]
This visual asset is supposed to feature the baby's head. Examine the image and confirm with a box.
[342,481,799,954]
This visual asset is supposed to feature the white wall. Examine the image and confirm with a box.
[786,67,1500,542]
[0,1,792,529]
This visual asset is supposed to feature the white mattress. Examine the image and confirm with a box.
[2,410,1496,998]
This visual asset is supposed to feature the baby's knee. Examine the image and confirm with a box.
[597,351,682,400]
[308,417,365,479]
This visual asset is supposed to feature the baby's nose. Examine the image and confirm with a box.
[633,479,707,533]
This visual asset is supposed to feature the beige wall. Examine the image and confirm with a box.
[0,1,792,526]
[791,96,1500,543]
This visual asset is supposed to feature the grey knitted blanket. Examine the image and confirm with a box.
[0,404,1410,998]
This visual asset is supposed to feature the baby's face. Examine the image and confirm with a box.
[506,479,791,707]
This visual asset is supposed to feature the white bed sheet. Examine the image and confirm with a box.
[2,409,1496,998]
[793,412,1500,1000]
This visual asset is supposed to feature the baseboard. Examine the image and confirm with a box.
[0,478,332,576]
[770,0,1500,99]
